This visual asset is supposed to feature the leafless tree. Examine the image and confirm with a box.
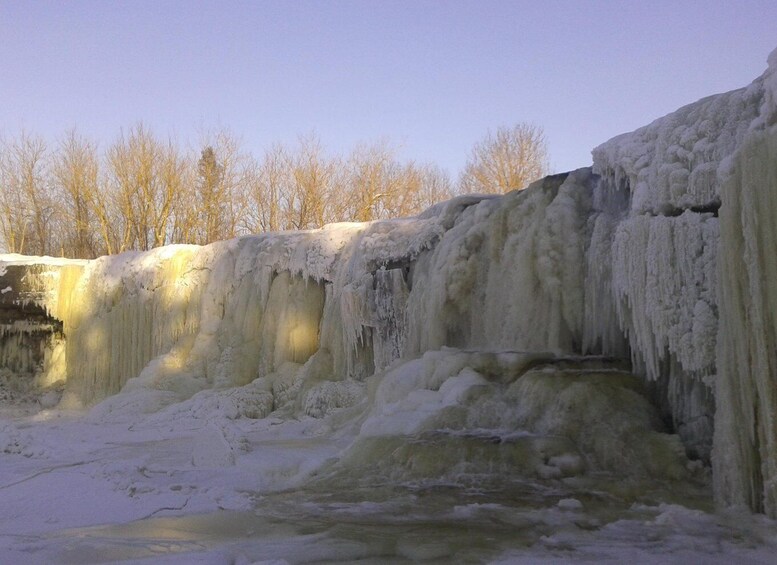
[341,143,455,222]
[390,162,453,217]
[0,133,53,255]
[459,123,548,194]
[243,143,288,233]
[343,141,401,222]
[0,123,537,256]
[50,130,101,258]
[285,135,338,230]
[106,124,186,251]
[157,138,189,246]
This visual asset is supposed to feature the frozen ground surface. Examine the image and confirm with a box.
[1,385,776,565]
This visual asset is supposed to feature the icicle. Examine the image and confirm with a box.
[610,212,718,382]
[371,267,409,371]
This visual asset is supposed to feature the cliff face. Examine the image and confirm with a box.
[2,50,777,516]
[0,258,85,402]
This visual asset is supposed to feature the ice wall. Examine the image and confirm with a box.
[591,48,777,514]
[0,172,595,412]
[406,170,592,356]
[714,125,777,515]
[584,54,772,461]
[581,188,719,459]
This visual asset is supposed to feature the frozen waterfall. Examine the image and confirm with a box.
[1,48,777,526]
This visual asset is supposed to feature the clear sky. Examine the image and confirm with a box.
[1,0,775,176]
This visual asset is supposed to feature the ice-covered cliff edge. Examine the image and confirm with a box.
[591,47,777,515]
[2,49,777,520]
[2,171,695,487]
[6,172,593,407]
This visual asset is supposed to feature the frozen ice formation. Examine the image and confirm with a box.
[1,48,777,519]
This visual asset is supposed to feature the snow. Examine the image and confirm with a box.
[0,254,89,267]
[2,348,774,564]
[0,45,776,564]
[592,78,764,214]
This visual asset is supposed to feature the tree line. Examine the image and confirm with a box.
[0,123,547,259]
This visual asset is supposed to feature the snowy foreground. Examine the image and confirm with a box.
[0,379,776,565]
[1,50,777,563]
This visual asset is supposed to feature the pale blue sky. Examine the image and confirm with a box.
[1,1,775,176]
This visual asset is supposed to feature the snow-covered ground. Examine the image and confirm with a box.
[1,356,776,565]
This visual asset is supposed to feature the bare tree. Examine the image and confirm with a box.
[343,141,401,222]
[157,139,189,246]
[459,123,548,194]
[243,144,288,233]
[107,125,153,251]
[0,136,29,253]
[417,163,454,210]
[340,143,455,222]
[389,162,453,217]
[89,164,121,256]
[0,123,547,256]
[285,135,337,230]
[50,130,101,258]
[0,133,53,254]
[106,124,185,251]
[169,155,197,245]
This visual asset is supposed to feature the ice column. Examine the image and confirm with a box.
[714,126,777,516]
